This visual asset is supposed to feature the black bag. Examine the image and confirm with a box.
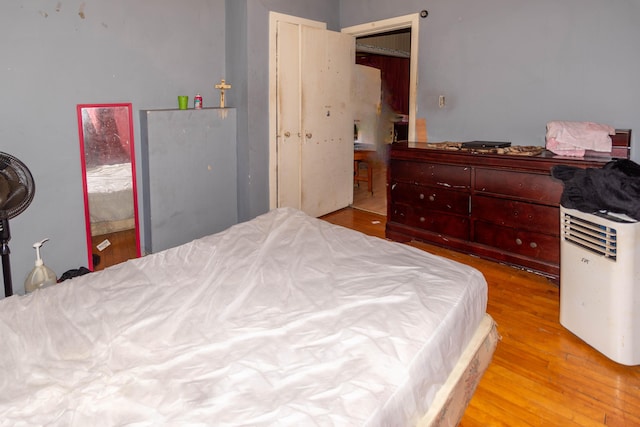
[58,267,91,282]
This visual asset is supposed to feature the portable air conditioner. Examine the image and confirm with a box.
[559,206,640,366]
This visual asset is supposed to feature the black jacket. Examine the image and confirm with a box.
[551,159,640,220]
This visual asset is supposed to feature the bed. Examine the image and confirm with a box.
[85,162,135,236]
[0,208,497,426]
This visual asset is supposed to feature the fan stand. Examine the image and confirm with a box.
[0,218,12,297]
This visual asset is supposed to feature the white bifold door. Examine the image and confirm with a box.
[276,21,354,218]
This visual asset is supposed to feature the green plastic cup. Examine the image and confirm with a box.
[178,96,188,110]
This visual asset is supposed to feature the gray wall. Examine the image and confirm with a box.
[1,1,226,296]
[340,0,640,154]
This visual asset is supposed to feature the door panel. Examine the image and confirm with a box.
[276,21,302,209]
[300,26,354,217]
[276,22,354,218]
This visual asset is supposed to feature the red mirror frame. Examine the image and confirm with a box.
[76,103,141,271]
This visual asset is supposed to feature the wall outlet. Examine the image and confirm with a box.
[438,95,446,108]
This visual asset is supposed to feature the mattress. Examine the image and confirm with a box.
[0,208,488,426]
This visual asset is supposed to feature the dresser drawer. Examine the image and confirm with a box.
[390,202,469,240]
[473,195,560,235]
[475,168,563,204]
[390,182,469,216]
[390,160,471,189]
[474,221,559,263]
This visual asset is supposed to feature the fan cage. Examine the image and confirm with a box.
[0,152,35,220]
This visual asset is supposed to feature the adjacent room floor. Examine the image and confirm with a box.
[352,159,386,216]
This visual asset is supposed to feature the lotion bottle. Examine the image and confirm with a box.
[24,238,57,293]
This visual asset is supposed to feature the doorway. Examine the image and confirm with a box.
[342,14,419,216]
[268,13,355,217]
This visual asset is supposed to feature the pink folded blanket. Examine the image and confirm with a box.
[546,121,615,157]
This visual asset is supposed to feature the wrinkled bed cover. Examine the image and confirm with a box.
[86,163,133,194]
[86,163,134,224]
[0,208,487,426]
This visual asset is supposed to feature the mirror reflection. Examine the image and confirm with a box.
[77,103,141,271]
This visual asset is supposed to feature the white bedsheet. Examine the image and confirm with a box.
[0,208,487,426]
[86,163,134,224]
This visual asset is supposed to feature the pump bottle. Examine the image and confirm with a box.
[24,238,57,293]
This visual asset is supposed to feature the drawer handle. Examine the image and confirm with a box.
[429,195,435,202]
[515,238,523,245]
[419,216,426,223]
[530,242,538,249]
[419,193,425,200]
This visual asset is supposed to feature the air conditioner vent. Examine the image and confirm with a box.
[562,212,617,260]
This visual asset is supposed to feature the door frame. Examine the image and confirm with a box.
[268,12,326,210]
[342,14,420,142]
[268,13,420,210]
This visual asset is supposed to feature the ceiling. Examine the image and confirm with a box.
[356,29,411,58]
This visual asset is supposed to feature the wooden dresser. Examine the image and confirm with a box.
[386,132,631,282]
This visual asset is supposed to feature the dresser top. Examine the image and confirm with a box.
[390,142,613,173]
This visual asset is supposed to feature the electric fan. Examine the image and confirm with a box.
[0,152,35,297]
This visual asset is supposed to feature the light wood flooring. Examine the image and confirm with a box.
[321,207,640,427]
[352,159,386,216]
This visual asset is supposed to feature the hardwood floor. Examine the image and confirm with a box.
[321,207,640,427]
[91,228,138,271]
[352,158,386,216]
